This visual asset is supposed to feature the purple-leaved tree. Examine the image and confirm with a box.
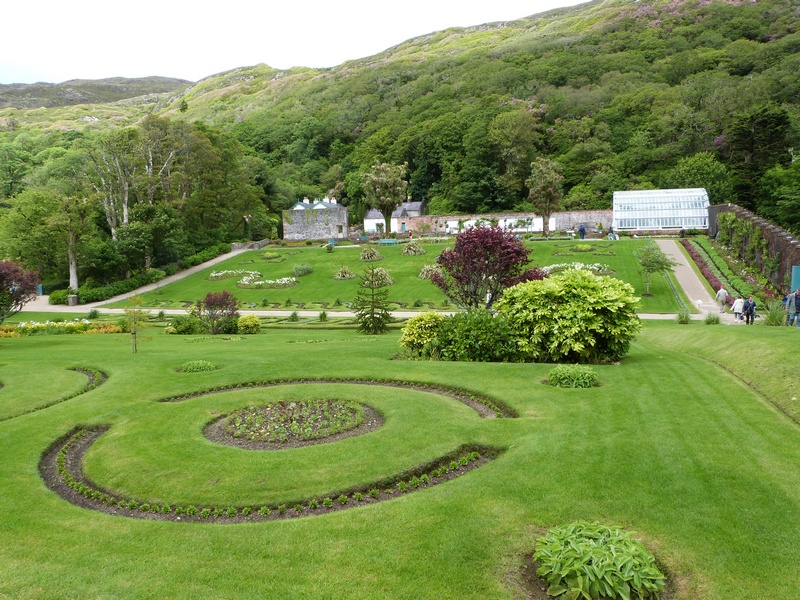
[195,291,240,334]
[430,226,546,310]
[0,260,39,325]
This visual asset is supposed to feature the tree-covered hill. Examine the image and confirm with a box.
[1,0,799,291]
[0,77,191,109]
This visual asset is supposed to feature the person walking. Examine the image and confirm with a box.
[715,286,729,314]
[743,295,757,325]
[732,296,744,323]
[578,224,586,240]
[787,288,800,327]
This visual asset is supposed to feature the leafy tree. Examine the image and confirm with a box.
[634,246,678,296]
[662,152,734,204]
[194,291,240,334]
[353,266,394,335]
[524,157,564,238]
[361,162,408,235]
[0,260,39,325]
[430,226,542,310]
[495,269,641,363]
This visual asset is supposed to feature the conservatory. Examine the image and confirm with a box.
[612,188,709,231]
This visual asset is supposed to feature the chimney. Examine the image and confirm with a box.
[303,197,310,204]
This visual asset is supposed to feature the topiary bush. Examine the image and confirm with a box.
[399,312,446,357]
[334,266,356,280]
[533,522,666,600]
[360,245,383,262]
[237,314,262,334]
[402,240,426,256]
[548,364,598,388]
[495,269,641,363]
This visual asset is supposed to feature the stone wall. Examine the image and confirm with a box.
[390,210,613,236]
[282,207,349,241]
[710,203,800,289]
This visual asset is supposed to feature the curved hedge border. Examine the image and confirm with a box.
[40,425,503,523]
[157,377,518,419]
[0,367,107,422]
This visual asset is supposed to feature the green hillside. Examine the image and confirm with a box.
[1,0,799,291]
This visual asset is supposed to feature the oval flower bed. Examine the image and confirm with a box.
[221,399,364,445]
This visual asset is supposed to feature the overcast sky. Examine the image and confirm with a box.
[1,1,586,84]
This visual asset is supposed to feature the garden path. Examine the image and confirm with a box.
[655,238,737,324]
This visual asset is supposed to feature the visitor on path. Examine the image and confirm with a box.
[715,286,729,313]
[578,224,586,240]
[787,288,800,326]
[732,296,744,323]
[743,296,757,325]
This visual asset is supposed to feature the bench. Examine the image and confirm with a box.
[378,239,398,245]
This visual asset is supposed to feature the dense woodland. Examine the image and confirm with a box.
[0,0,799,292]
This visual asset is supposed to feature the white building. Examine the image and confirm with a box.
[612,188,709,231]
[363,200,427,234]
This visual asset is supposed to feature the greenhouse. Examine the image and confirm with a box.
[612,188,709,231]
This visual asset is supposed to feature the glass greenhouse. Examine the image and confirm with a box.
[612,188,709,231]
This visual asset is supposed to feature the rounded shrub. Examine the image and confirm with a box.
[237,314,262,334]
[534,522,666,599]
[360,246,383,262]
[402,240,426,256]
[548,364,598,388]
[495,269,641,363]
[399,312,446,357]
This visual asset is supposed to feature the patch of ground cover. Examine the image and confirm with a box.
[2,325,800,598]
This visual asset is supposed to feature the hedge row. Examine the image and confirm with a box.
[50,269,166,305]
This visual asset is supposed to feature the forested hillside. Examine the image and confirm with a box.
[1,0,799,292]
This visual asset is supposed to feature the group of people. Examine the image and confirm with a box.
[715,286,757,324]
[783,288,800,326]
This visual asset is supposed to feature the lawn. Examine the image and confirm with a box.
[1,319,799,599]
[103,238,687,314]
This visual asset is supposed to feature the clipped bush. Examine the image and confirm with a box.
[48,289,71,305]
[435,309,521,362]
[292,263,314,277]
[399,312,446,356]
[418,264,441,280]
[402,240,426,256]
[179,360,217,373]
[548,364,598,388]
[237,314,262,334]
[534,522,666,600]
[360,245,383,262]
[495,269,641,363]
[334,266,356,280]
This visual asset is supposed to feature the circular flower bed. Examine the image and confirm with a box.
[221,399,364,445]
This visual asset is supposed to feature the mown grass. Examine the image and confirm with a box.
[103,238,685,313]
[1,320,800,598]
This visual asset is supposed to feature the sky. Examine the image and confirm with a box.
[1,0,586,85]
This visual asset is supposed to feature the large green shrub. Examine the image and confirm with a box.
[435,309,520,362]
[169,315,206,335]
[495,269,640,363]
[399,312,445,356]
[237,314,262,334]
[534,522,665,599]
